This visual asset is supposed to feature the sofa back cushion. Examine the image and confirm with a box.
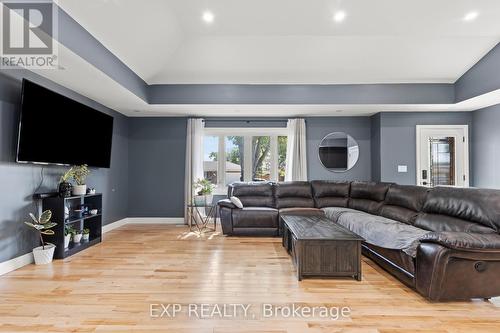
[349,182,391,214]
[415,187,500,233]
[275,182,314,209]
[380,185,429,224]
[229,182,275,208]
[311,180,350,208]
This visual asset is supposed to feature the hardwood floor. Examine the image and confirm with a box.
[1,224,499,332]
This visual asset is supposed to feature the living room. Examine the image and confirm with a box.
[1,0,500,332]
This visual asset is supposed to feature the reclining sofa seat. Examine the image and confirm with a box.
[218,180,500,301]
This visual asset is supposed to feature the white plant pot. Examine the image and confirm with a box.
[194,194,213,206]
[82,233,90,242]
[33,243,55,265]
[73,233,82,243]
[72,184,87,196]
[64,234,71,248]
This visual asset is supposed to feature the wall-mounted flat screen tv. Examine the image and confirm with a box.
[16,79,114,168]
[318,146,348,169]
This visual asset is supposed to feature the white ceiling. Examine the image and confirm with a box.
[57,0,500,84]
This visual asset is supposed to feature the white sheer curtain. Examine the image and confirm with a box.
[285,118,308,181]
[185,118,204,224]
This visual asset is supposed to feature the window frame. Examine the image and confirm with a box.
[204,128,288,192]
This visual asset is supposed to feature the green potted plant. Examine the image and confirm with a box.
[24,210,57,265]
[82,228,90,242]
[193,178,215,206]
[64,225,74,248]
[59,167,74,197]
[71,164,90,195]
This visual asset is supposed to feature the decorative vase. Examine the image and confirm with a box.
[59,182,72,197]
[72,184,87,196]
[32,243,55,265]
[82,233,90,242]
[64,234,71,248]
[194,194,213,206]
[73,233,82,243]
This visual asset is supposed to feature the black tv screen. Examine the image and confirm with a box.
[16,79,113,168]
[319,146,348,169]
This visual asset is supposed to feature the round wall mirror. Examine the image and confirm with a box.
[318,132,360,172]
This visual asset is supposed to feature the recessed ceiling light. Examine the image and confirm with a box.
[202,11,214,23]
[463,11,479,22]
[333,11,346,23]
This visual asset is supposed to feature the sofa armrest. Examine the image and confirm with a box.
[420,232,500,251]
[218,199,237,209]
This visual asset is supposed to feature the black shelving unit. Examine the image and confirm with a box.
[42,193,102,259]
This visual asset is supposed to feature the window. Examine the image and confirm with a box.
[203,129,287,193]
[203,135,219,185]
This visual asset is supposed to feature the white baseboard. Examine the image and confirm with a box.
[125,217,185,225]
[0,217,185,276]
[0,252,34,276]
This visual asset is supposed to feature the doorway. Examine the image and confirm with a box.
[416,125,469,187]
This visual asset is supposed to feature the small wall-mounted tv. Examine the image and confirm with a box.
[16,79,114,168]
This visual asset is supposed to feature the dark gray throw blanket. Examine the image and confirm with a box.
[323,207,431,257]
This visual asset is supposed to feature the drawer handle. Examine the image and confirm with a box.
[474,261,487,272]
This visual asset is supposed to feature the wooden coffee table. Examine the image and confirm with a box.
[281,215,365,281]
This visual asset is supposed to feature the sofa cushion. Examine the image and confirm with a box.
[349,182,391,214]
[232,207,278,228]
[414,213,496,233]
[275,181,315,209]
[230,196,243,208]
[336,212,430,257]
[419,187,500,233]
[380,185,429,224]
[311,180,350,208]
[420,232,500,250]
[229,182,275,208]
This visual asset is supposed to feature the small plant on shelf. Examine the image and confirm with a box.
[59,167,75,197]
[82,228,90,242]
[70,165,90,196]
[72,229,83,244]
[193,178,215,206]
[64,225,74,248]
[24,210,57,264]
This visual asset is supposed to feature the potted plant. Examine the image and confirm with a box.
[193,178,215,206]
[24,210,57,265]
[71,164,90,195]
[64,225,73,248]
[82,228,90,242]
[72,229,83,244]
[59,167,74,197]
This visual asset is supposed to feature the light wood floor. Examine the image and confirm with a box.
[1,224,499,332]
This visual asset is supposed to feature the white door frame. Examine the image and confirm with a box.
[416,125,469,187]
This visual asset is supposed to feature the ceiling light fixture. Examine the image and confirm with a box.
[202,11,214,23]
[333,11,346,23]
[463,11,478,22]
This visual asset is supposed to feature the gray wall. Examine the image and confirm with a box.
[0,72,129,263]
[375,112,473,185]
[128,118,187,217]
[472,104,500,189]
[306,117,372,181]
[370,114,381,182]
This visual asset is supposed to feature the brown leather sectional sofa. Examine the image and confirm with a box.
[218,181,500,301]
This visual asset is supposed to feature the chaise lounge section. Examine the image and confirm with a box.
[218,181,500,301]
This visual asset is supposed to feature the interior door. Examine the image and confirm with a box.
[416,126,469,188]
